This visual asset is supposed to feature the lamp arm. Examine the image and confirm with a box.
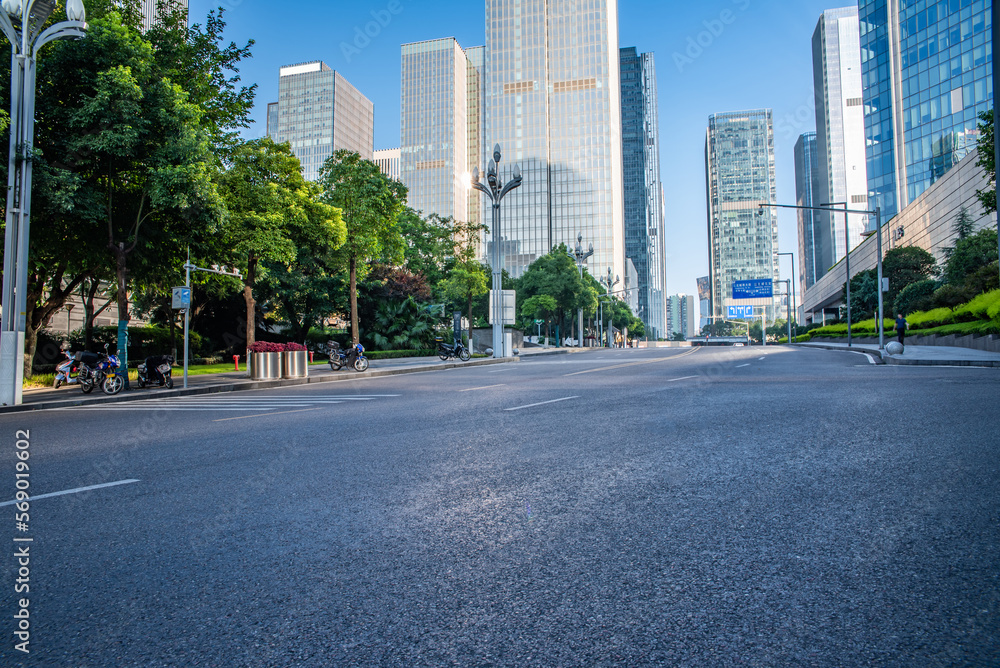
[498,177,521,200]
[471,181,495,202]
[32,21,86,56]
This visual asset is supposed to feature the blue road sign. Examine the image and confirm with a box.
[732,279,773,299]
[728,305,755,319]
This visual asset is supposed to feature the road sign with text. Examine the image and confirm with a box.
[728,305,755,319]
[732,279,773,299]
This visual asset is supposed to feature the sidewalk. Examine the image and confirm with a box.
[3,346,590,413]
[794,341,1000,367]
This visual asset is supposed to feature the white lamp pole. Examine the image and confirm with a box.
[0,0,87,405]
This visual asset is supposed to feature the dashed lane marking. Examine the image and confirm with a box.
[504,396,579,411]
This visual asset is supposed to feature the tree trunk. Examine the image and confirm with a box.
[22,267,88,377]
[349,255,359,345]
[243,255,257,349]
[83,278,101,348]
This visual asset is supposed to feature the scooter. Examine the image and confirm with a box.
[137,354,174,389]
[53,350,81,388]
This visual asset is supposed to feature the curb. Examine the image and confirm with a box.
[3,356,511,414]
[793,343,1000,367]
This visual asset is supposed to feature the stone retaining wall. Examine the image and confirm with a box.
[811,333,1000,353]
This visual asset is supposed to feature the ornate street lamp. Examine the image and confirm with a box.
[471,144,522,358]
[0,0,87,405]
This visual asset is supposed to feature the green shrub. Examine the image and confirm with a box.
[906,307,954,329]
[894,279,937,315]
[952,289,1000,322]
[67,325,201,359]
[910,320,1000,337]
[365,349,435,360]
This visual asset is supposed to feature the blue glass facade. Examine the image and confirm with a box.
[794,132,824,293]
[620,47,666,340]
[860,0,993,219]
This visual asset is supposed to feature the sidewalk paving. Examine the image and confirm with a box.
[3,345,590,413]
[794,341,1000,367]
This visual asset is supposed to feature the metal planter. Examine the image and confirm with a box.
[249,352,281,380]
[281,350,308,378]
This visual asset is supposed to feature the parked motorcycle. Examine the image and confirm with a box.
[327,341,369,372]
[53,350,81,388]
[96,346,124,395]
[436,337,471,362]
[136,355,174,389]
[74,350,106,394]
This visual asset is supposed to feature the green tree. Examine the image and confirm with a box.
[893,278,937,315]
[521,294,558,343]
[845,269,879,318]
[318,150,408,345]
[943,227,999,288]
[396,208,456,289]
[438,214,489,342]
[882,245,937,310]
[219,138,344,348]
[976,109,995,214]
[517,245,594,341]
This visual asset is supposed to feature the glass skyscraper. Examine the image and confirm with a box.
[485,0,624,280]
[268,62,374,182]
[705,110,778,320]
[620,47,666,340]
[860,0,993,220]
[400,38,483,224]
[139,0,187,31]
[795,132,824,295]
[813,6,869,259]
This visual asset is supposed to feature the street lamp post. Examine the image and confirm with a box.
[778,251,796,340]
[759,201,886,350]
[600,268,619,347]
[573,234,594,348]
[0,0,87,406]
[471,144,522,359]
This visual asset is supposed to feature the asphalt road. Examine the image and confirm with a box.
[0,346,997,666]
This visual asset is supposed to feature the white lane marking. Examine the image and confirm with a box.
[666,376,698,382]
[736,363,751,368]
[863,353,877,365]
[758,357,765,361]
[460,384,506,392]
[0,479,139,507]
[504,396,579,411]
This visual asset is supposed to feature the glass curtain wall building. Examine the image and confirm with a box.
[860,0,993,220]
[268,62,374,182]
[139,0,187,31]
[705,109,778,320]
[485,0,625,280]
[620,47,666,340]
[795,132,825,297]
[400,39,480,224]
[374,148,402,182]
[813,6,869,259]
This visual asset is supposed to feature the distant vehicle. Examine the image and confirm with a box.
[734,343,745,347]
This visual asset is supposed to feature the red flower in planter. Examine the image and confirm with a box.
[284,342,307,352]
[248,341,285,354]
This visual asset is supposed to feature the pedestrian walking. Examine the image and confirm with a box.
[894,313,908,347]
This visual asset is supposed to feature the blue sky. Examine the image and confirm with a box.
[191,0,849,300]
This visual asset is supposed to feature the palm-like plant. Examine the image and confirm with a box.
[368,297,440,350]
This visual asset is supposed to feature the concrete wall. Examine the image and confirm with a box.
[801,152,997,320]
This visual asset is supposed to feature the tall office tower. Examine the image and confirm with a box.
[268,62,374,182]
[139,0,187,31]
[266,102,278,139]
[795,132,825,297]
[813,6,869,258]
[666,294,696,339]
[620,47,667,340]
[705,109,778,320]
[485,0,625,280]
[859,0,992,221]
[466,46,486,230]
[696,275,710,331]
[374,148,402,182]
[400,39,482,222]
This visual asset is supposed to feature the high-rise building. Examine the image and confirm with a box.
[859,0,992,221]
[267,61,374,181]
[139,0,187,31]
[813,6,869,258]
[620,47,667,340]
[485,0,624,280]
[667,294,696,339]
[374,148,401,182]
[795,132,825,297]
[705,109,778,320]
[400,38,483,223]
[266,102,279,139]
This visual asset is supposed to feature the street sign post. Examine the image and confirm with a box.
[727,305,755,319]
[171,287,191,310]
